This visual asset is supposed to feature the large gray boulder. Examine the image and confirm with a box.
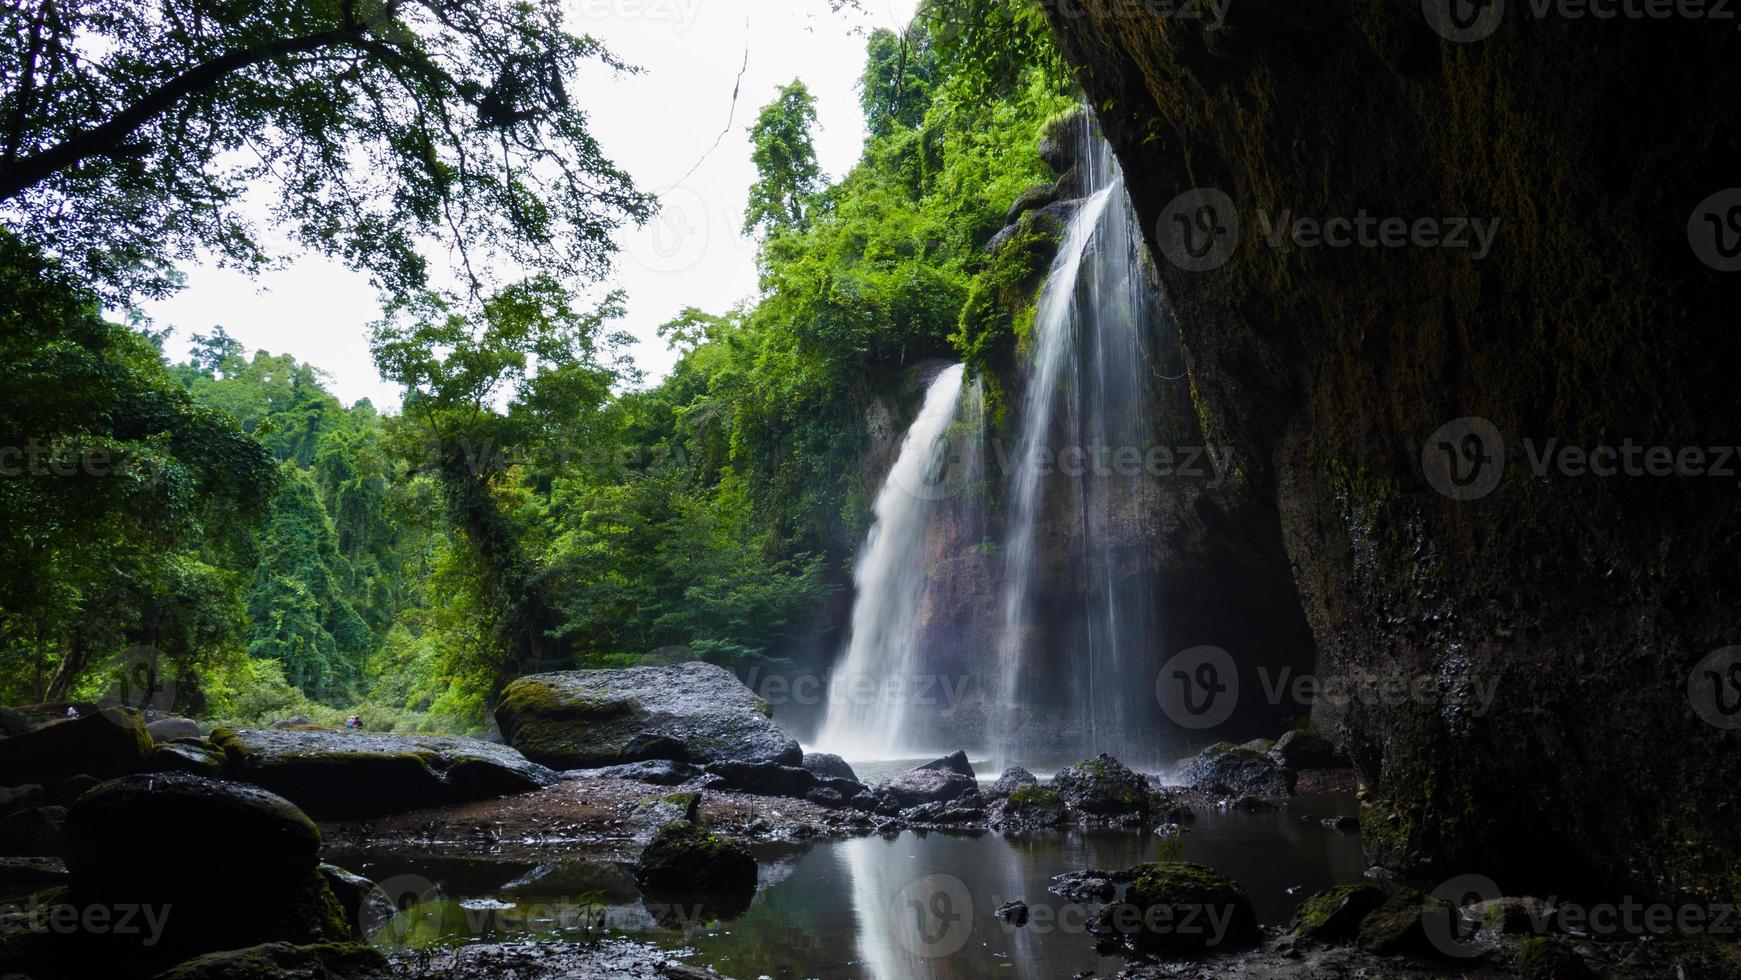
[1181,743,1297,798]
[1052,754,1151,817]
[876,767,976,808]
[494,662,801,770]
[210,728,558,819]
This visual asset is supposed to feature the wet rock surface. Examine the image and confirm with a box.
[389,940,733,980]
[0,708,151,787]
[495,663,801,771]
[1180,743,1297,798]
[1052,753,1151,817]
[211,727,558,818]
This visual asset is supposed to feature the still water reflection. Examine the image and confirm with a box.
[336,793,1364,979]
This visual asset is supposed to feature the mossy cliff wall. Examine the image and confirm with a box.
[1043,0,1741,899]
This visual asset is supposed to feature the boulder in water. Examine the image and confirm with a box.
[1099,861,1260,956]
[632,821,757,896]
[1181,743,1296,797]
[495,662,801,770]
[1052,754,1150,816]
[0,707,150,787]
[210,727,557,818]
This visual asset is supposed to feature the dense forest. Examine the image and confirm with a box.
[0,0,1069,733]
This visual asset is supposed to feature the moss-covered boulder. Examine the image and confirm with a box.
[991,785,1066,831]
[1271,729,1339,770]
[1180,743,1295,797]
[209,728,557,818]
[1355,888,1455,957]
[1101,861,1260,956]
[63,773,349,970]
[0,708,150,787]
[1289,883,1388,942]
[495,662,801,770]
[1052,754,1150,817]
[151,942,390,980]
[632,821,757,896]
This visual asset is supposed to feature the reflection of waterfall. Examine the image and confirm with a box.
[817,365,968,758]
[995,117,1164,764]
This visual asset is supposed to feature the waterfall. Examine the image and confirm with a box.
[816,364,968,758]
[817,115,1171,767]
[993,117,1164,765]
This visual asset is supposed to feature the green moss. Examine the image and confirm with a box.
[1007,785,1060,807]
[951,209,1065,379]
[1513,937,1594,979]
[1289,884,1387,942]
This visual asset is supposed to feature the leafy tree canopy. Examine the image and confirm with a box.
[0,0,653,301]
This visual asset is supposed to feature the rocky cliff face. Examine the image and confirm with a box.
[1044,1,1741,899]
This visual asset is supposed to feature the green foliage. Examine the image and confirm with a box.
[0,233,276,705]
[744,80,825,239]
[0,0,652,302]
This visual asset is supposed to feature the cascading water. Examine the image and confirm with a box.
[816,364,970,758]
[993,116,1166,766]
[817,114,1174,767]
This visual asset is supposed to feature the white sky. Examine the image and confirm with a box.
[138,0,921,409]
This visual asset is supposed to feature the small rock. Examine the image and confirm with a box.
[915,750,976,779]
[988,767,1038,798]
[150,942,390,980]
[995,900,1030,927]
[145,717,203,743]
[1289,883,1388,942]
[703,760,817,798]
[0,783,43,816]
[800,752,858,783]
[147,740,227,778]
[561,759,703,785]
[1356,887,1456,957]
[1322,815,1360,832]
[991,785,1066,831]
[1050,869,1116,903]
